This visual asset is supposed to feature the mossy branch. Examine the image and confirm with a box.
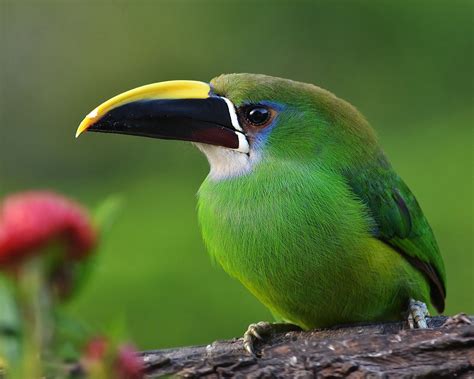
[140,315,473,378]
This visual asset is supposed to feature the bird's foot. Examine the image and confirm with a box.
[243,321,301,356]
[443,313,472,327]
[407,298,430,329]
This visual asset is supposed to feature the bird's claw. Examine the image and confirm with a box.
[407,298,430,329]
[243,321,301,356]
[243,321,272,356]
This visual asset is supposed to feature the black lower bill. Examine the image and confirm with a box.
[87,97,240,149]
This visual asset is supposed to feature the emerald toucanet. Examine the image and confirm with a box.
[77,74,446,354]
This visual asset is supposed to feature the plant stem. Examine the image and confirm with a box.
[16,256,54,377]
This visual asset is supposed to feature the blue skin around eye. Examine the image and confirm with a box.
[249,101,286,149]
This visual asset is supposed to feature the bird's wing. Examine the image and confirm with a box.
[344,154,446,312]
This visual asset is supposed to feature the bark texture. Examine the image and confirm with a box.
[141,315,473,378]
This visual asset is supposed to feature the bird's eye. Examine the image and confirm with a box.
[245,106,271,126]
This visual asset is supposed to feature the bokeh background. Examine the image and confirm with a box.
[1,0,472,350]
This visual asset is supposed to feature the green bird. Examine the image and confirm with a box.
[77,74,446,354]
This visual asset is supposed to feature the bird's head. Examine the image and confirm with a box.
[77,74,378,180]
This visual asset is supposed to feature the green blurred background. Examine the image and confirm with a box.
[0,0,472,350]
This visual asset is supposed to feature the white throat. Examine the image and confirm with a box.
[194,143,260,181]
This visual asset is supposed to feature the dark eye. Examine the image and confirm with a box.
[245,106,271,126]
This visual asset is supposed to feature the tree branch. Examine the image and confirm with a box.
[141,315,473,378]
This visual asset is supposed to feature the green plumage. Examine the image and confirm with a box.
[197,74,445,328]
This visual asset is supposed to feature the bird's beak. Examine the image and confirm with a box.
[76,80,249,153]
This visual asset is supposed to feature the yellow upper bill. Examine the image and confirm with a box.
[76,80,211,137]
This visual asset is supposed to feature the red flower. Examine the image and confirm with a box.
[0,191,97,266]
[84,336,109,360]
[83,338,144,379]
[115,344,145,379]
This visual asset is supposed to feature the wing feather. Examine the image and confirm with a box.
[344,153,446,312]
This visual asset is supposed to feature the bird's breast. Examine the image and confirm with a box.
[197,162,428,328]
[197,162,373,281]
